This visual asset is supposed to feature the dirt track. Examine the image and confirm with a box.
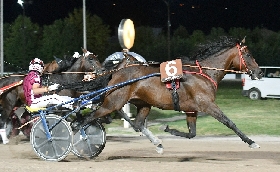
[0,135,279,172]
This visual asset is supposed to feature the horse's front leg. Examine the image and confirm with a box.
[162,112,197,139]
[134,106,164,154]
[205,103,260,149]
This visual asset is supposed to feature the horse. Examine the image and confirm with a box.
[76,36,263,153]
[0,52,94,139]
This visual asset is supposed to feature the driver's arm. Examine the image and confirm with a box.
[32,83,48,95]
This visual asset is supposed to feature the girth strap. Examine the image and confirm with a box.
[171,80,181,111]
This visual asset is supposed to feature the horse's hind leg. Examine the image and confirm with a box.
[0,92,18,144]
[205,104,260,149]
[163,111,197,139]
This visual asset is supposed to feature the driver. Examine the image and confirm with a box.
[23,58,73,109]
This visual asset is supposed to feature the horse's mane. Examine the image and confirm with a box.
[181,36,239,62]
[56,55,79,72]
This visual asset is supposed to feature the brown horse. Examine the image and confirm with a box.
[78,37,263,153]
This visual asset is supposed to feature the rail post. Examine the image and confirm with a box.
[122,103,133,128]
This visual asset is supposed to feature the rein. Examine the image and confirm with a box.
[94,62,147,77]
[44,71,90,75]
[182,64,247,74]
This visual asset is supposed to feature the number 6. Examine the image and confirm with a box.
[165,61,177,76]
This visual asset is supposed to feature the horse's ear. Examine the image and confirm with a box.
[81,47,87,54]
[54,56,62,63]
[241,36,246,45]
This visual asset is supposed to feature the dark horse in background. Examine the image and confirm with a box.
[77,36,263,153]
[0,51,97,139]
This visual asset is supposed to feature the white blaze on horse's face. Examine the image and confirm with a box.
[84,51,93,58]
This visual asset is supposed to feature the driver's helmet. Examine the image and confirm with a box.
[29,58,44,74]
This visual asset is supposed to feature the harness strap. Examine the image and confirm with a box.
[171,80,181,111]
[183,61,218,89]
[0,80,23,95]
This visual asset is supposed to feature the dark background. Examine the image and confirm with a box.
[3,0,280,34]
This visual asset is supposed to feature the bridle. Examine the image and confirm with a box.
[43,52,103,86]
[236,43,252,75]
[83,52,103,75]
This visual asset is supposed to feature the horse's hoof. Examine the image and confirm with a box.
[249,142,260,149]
[156,144,164,154]
[159,124,169,132]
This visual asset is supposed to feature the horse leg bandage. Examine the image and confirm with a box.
[0,129,9,144]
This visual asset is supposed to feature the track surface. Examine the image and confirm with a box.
[0,135,279,172]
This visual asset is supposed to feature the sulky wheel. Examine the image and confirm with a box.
[71,120,106,159]
[30,114,73,161]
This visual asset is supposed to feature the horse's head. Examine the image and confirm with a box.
[232,44,263,80]
[60,55,79,70]
[81,48,103,74]
[43,60,59,73]
[43,56,78,73]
